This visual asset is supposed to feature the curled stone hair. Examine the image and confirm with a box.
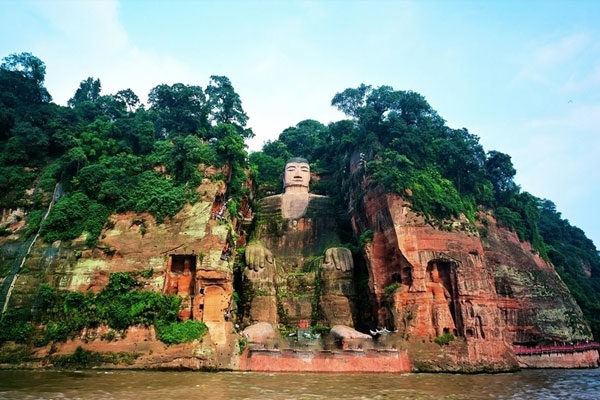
[286,157,309,164]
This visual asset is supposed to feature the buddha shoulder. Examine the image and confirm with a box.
[258,194,283,213]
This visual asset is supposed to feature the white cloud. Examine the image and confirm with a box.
[560,62,600,93]
[26,0,197,105]
[533,33,588,66]
[516,33,590,85]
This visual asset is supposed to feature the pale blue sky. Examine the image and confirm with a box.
[1,0,599,247]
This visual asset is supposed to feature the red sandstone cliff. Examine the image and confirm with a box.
[1,167,598,371]
[350,186,597,370]
[2,168,243,370]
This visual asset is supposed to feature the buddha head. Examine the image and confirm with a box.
[183,258,191,275]
[429,265,440,283]
[283,157,310,194]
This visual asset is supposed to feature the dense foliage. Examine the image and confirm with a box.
[0,53,249,246]
[0,272,207,346]
[249,84,600,339]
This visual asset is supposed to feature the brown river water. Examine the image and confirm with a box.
[1,369,599,399]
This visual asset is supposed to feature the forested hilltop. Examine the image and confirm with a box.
[1,52,599,339]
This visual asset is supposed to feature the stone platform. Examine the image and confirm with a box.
[240,347,411,373]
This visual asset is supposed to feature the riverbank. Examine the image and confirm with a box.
[2,330,598,373]
[1,368,600,399]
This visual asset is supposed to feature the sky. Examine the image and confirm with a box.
[1,0,599,247]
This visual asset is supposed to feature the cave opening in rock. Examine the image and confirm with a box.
[427,259,461,336]
[401,267,413,287]
[167,254,197,320]
[170,254,197,275]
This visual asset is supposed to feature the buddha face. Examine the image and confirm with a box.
[283,161,310,191]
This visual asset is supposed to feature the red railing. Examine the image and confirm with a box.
[514,342,599,355]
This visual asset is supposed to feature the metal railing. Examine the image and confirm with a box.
[514,342,600,355]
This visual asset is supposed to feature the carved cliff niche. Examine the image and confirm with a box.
[426,259,462,336]
[202,286,227,322]
[165,254,197,320]
[164,254,232,323]
[169,255,197,275]
[194,270,232,323]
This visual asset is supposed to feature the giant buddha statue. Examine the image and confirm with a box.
[245,157,355,328]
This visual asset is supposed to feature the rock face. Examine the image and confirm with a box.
[242,322,276,343]
[349,186,597,370]
[3,172,241,370]
[1,162,598,372]
[482,221,592,344]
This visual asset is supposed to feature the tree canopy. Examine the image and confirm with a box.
[0,52,248,246]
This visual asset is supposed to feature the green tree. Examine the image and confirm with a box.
[1,52,51,102]
[169,135,218,184]
[148,83,208,137]
[279,119,327,160]
[114,89,140,112]
[485,150,517,201]
[331,83,371,118]
[249,151,285,196]
[68,77,101,107]
[206,75,250,130]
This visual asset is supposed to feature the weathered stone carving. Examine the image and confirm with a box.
[323,247,353,272]
[177,259,193,321]
[245,242,274,272]
[426,262,456,337]
[244,157,355,328]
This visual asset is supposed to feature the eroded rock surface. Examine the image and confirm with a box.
[349,186,596,370]
[1,161,597,372]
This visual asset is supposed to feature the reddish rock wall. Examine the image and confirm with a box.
[482,220,592,344]
[4,173,241,370]
[352,188,516,370]
[517,350,599,369]
[240,348,411,373]
[351,186,594,370]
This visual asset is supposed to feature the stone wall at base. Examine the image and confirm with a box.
[240,348,411,373]
[517,350,599,369]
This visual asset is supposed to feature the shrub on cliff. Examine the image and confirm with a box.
[51,346,138,368]
[155,320,208,344]
[434,333,455,346]
[383,283,401,298]
[29,273,184,344]
[40,191,110,247]
[0,308,32,344]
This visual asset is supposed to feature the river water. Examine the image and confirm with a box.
[0,369,598,399]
